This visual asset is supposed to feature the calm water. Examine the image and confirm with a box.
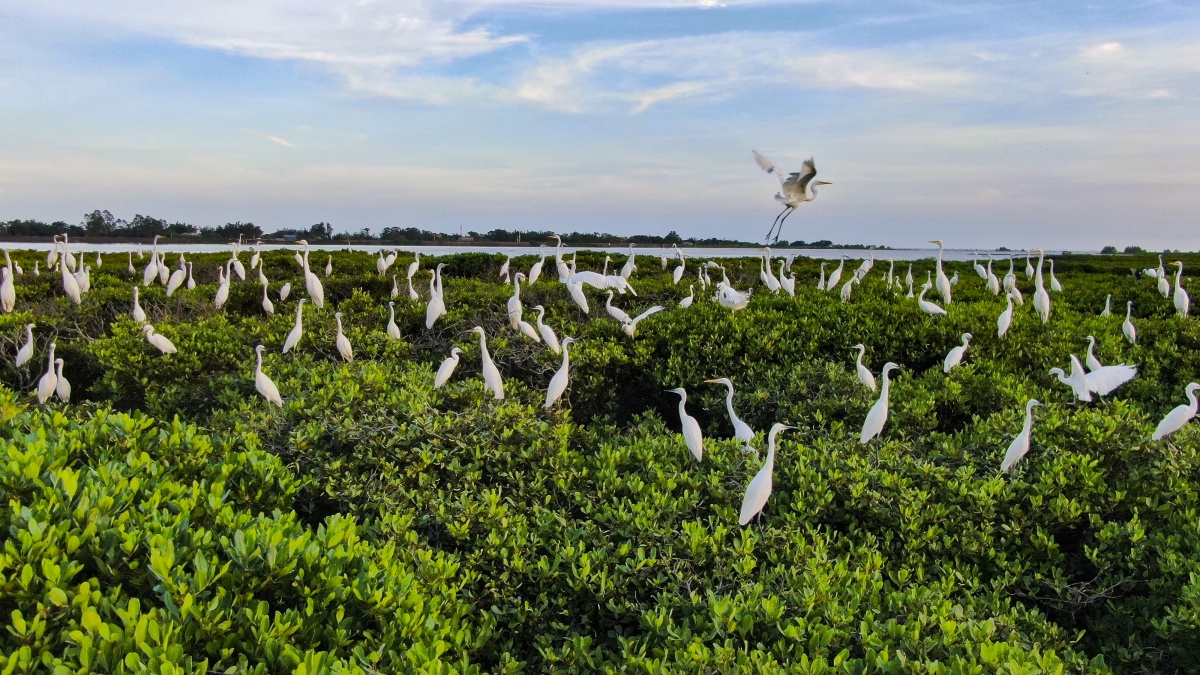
[1,241,1075,262]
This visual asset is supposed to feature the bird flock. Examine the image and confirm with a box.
[5,230,1198,527]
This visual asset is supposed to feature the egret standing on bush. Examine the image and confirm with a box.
[706,377,756,449]
[860,363,899,444]
[254,345,283,407]
[543,337,578,409]
[943,333,972,373]
[1001,399,1041,472]
[473,326,504,400]
[853,344,877,391]
[738,423,795,525]
[1152,383,1200,440]
[434,347,463,388]
[666,388,704,462]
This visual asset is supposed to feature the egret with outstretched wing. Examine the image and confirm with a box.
[753,151,831,244]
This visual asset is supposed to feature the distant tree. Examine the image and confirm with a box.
[211,221,262,239]
[663,230,682,244]
[1101,245,1118,254]
[1124,245,1146,254]
[83,210,117,237]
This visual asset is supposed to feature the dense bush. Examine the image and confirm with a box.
[2,246,1199,671]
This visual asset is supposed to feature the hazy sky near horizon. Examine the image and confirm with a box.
[1,1,1198,249]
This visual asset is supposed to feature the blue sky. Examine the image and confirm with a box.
[1,0,1198,248]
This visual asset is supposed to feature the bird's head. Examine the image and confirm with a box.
[141,325,153,334]
[816,180,832,186]
[534,304,544,314]
[704,377,732,386]
[929,239,942,246]
[451,347,463,357]
[561,337,578,348]
[1048,367,1064,378]
[665,387,685,397]
[881,362,900,374]
[1028,399,1042,408]
[471,326,484,336]
[334,312,343,319]
[963,333,973,341]
[853,343,865,351]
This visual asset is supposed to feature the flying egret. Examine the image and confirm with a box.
[131,286,147,323]
[142,325,177,355]
[283,299,306,353]
[705,377,755,448]
[53,358,70,403]
[1032,249,1051,324]
[14,323,34,368]
[1118,300,1137,343]
[1048,259,1063,292]
[621,305,665,337]
[473,326,504,399]
[1172,261,1189,317]
[261,280,275,316]
[529,246,547,285]
[860,363,899,444]
[254,345,283,407]
[37,343,57,404]
[997,295,1014,337]
[1100,294,1112,317]
[738,423,795,525]
[665,388,704,461]
[533,305,561,354]
[605,290,631,323]
[1152,383,1200,440]
[1085,361,1137,397]
[280,282,291,301]
[434,347,463,388]
[930,240,951,305]
[853,344,876,391]
[753,151,831,244]
[826,256,846,290]
[334,312,353,362]
[943,333,972,373]
[1049,355,1092,402]
[1001,399,1042,472]
[543,337,578,409]
[917,285,947,316]
[386,302,402,340]
[680,284,695,308]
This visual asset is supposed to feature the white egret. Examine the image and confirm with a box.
[131,286,147,323]
[390,274,400,299]
[1032,249,1051,324]
[672,249,686,285]
[1002,258,1016,292]
[61,234,76,271]
[705,377,755,448]
[142,325,177,354]
[529,247,547,285]
[186,262,196,290]
[73,265,91,295]
[985,255,1000,295]
[334,312,353,362]
[738,423,795,525]
[166,262,186,297]
[384,250,398,271]
[1086,362,1137,397]
[1158,257,1171,298]
[213,262,232,309]
[126,252,135,275]
[33,261,39,277]
[517,319,541,342]
[499,253,511,280]
[666,388,704,462]
[250,244,261,271]
[860,362,899,444]
[47,239,59,269]
[839,276,858,303]
[1049,356,1092,402]
[917,285,947,316]
[680,284,695,308]
[0,253,14,313]
[425,264,448,329]
[567,279,590,314]
[253,345,283,407]
[817,261,826,290]
[1172,261,1189,317]
[1123,300,1132,343]
[1024,252,1034,279]
[60,253,81,305]
[324,255,333,278]
[283,299,306,353]
[543,337,578,409]
[780,261,796,297]
[507,273,526,329]
[1008,285,1024,305]
[1049,259,1063,293]
[1152,383,1200,440]
[826,256,846,290]
[1100,294,1112,317]
[37,343,57,404]
[943,333,972,373]
[54,358,70,403]
[14,323,34,368]
[532,305,561,354]
[621,305,665,337]
[1085,336,1102,372]
[142,235,161,286]
[261,280,275,316]
[973,252,987,279]
[298,240,325,308]
[997,295,1014,337]
[605,290,631,323]
[885,258,895,288]
[931,240,951,305]
[1001,399,1041,472]
[853,344,876,392]
[620,245,636,279]
[716,284,751,311]
[406,252,421,280]
[753,150,831,244]
[473,326,504,400]
[386,302,402,340]
[376,251,389,275]
[761,252,781,293]
[434,347,463,388]
[407,275,419,301]
[155,252,168,286]
[279,282,291,301]
[229,252,245,282]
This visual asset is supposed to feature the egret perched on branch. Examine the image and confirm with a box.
[752,151,831,244]
[1049,356,1092,402]
[1172,261,1190,317]
[853,344,876,391]
[930,240,951,305]
[738,423,795,525]
[142,325,177,355]
[386,302,402,340]
[1001,399,1041,472]
[37,343,57,404]
[434,347,463,388]
[943,333,972,373]
[334,312,353,362]
[826,256,846,291]
[131,286,147,323]
[997,295,1014,337]
[1100,294,1112,317]
[472,326,504,399]
[283,299,306,353]
[543,337,577,409]
[705,377,755,449]
[1152,383,1199,440]
[666,388,704,462]
[917,284,947,316]
[254,345,283,407]
[860,363,899,444]
[1032,249,1051,324]
[14,323,34,368]
[534,305,561,354]
[1123,301,1137,344]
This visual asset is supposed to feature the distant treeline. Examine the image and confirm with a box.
[1,210,883,248]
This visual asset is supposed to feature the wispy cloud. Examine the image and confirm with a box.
[241,129,295,148]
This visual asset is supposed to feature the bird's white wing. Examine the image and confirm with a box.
[781,157,817,196]
[630,305,666,324]
[753,150,789,187]
[1086,364,1137,395]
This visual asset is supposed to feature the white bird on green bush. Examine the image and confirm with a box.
[973,252,986,279]
[1002,258,1015,293]
[917,284,946,316]
[716,284,751,311]
[779,261,795,296]
[298,240,325,309]
[1084,336,1102,372]
[533,306,561,354]
[130,286,147,323]
[853,344,876,391]
[426,264,448,329]
[826,256,846,291]
[1123,301,1137,344]
[499,253,511,281]
[434,347,463,388]
[1100,294,1111,317]
[666,388,704,462]
[54,358,70,403]
[943,333,972,373]
[529,247,547,285]
[817,261,826,290]
[543,337,578,409]
[518,319,541,342]
[508,273,526,329]
[705,377,755,449]
[1049,259,1063,292]
[931,240,951,305]
[254,345,283,407]
[1001,399,1041,472]
[407,275,418,301]
[860,362,899,444]
[1049,355,1092,402]
[283,299,306,353]
[1085,361,1137,397]
[1152,383,1199,440]
[14,323,34,369]
[386,302,402,340]
[126,252,135,275]
[1024,252,1034,279]
[142,325,177,355]
[621,305,665,337]
[1172,261,1189,317]
[997,295,1014,337]
[567,279,590,314]
[325,255,333,278]
[985,256,1000,295]
[839,276,858,303]
[37,343,57,404]
[166,262,186,297]
[1032,249,1051,324]
[390,274,400,299]
[620,245,636,280]
[186,262,196,290]
[60,253,81,305]
[473,326,504,399]
[261,281,274,316]
[738,423,795,526]
[672,246,686,285]
[1157,256,1170,297]
[142,235,161,287]
[605,290,630,323]
[334,312,353,362]
[279,282,291,301]
[213,262,232,309]
[680,285,695,308]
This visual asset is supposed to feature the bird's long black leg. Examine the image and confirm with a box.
[765,206,789,243]
[773,208,795,244]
